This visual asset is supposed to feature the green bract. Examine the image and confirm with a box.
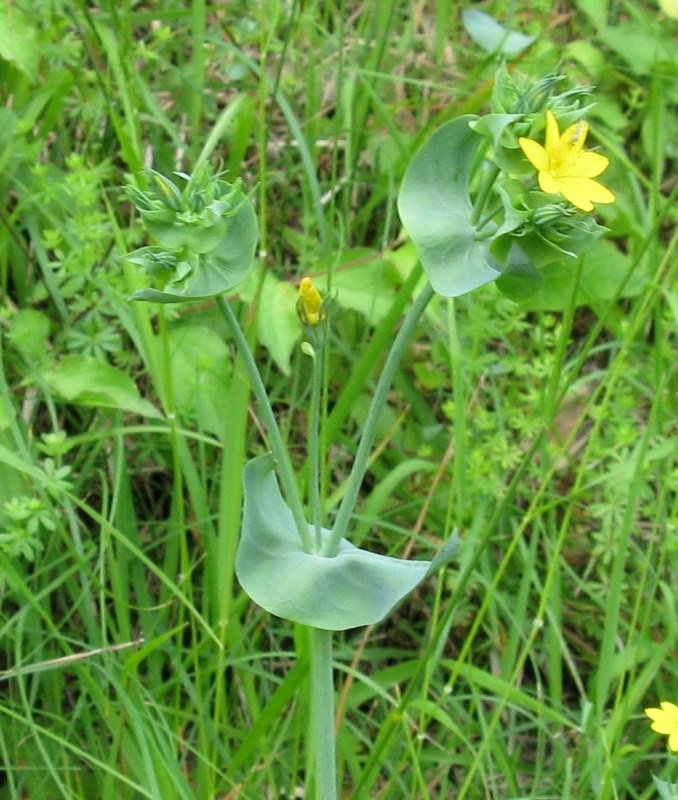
[397,116,500,297]
[124,166,258,303]
[236,455,458,631]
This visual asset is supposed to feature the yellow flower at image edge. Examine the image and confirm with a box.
[298,276,324,326]
[644,701,678,751]
[518,110,616,212]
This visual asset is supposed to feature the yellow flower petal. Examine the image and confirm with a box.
[544,110,560,155]
[562,151,610,179]
[518,137,549,171]
[553,178,596,211]
[557,177,616,210]
[585,181,616,204]
[560,119,589,155]
[519,109,615,212]
[659,0,678,19]
[537,170,561,195]
[645,702,678,741]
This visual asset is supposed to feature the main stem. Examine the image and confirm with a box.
[323,279,435,556]
[216,295,313,552]
[310,627,337,800]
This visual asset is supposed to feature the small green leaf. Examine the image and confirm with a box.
[7,309,50,364]
[461,9,536,56]
[0,4,39,82]
[43,355,161,418]
[168,325,232,437]
[329,249,400,323]
[239,272,300,375]
[236,455,457,631]
[599,23,677,74]
[398,116,500,297]
[512,239,640,311]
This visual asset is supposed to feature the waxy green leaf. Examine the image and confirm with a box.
[397,116,500,297]
[129,195,258,303]
[236,455,458,631]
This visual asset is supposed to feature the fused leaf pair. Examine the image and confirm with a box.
[236,455,458,631]
[125,166,258,303]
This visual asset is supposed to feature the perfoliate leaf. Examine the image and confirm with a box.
[236,455,458,631]
[397,116,500,297]
[126,166,259,303]
[129,194,257,302]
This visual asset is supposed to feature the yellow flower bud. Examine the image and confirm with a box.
[297,277,324,326]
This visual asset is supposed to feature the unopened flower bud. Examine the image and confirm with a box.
[297,277,324,326]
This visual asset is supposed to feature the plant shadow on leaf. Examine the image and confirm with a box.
[236,454,458,631]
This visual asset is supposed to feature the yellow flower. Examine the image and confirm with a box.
[644,701,678,751]
[518,110,616,212]
[297,276,324,326]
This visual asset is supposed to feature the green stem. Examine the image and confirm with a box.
[447,299,467,524]
[471,162,500,226]
[310,627,337,800]
[323,280,435,556]
[216,295,313,553]
[308,340,324,550]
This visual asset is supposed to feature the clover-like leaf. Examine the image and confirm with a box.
[236,454,458,631]
[397,116,500,297]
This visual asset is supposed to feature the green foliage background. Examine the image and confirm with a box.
[0,1,676,798]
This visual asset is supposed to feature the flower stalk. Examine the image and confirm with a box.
[324,275,434,557]
[307,340,324,551]
[216,295,313,553]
